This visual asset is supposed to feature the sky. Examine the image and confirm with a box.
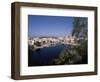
[28,15,74,37]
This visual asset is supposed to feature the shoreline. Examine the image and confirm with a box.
[29,43,79,51]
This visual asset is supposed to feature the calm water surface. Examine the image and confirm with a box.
[28,44,67,66]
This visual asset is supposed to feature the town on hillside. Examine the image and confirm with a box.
[28,35,87,50]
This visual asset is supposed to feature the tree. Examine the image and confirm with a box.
[50,41,87,65]
[49,17,88,65]
[72,17,88,38]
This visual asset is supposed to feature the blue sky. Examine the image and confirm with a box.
[28,15,74,37]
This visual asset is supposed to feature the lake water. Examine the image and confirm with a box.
[28,44,67,66]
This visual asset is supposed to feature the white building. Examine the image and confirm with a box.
[28,35,78,49]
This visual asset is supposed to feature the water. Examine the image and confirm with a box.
[28,44,67,66]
